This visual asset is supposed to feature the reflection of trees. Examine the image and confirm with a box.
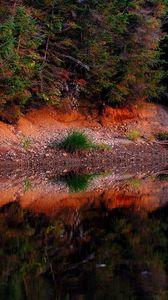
[0,202,168,299]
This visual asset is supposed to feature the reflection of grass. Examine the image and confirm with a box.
[62,173,95,192]
[52,172,103,192]
[23,178,32,192]
[157,174,168,181]
[52,171,112,193]
[128,178,141,188]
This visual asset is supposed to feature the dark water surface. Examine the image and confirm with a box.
[0,168,168,300]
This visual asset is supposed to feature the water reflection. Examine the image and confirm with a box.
[53,172,99,192]
[0,171,168,299]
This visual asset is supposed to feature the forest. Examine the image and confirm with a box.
[0,0,168,122]
[1,3,168,299]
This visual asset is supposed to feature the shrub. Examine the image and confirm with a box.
[126,130,141,141]
[155,132,168,141]
[53,131,94,153]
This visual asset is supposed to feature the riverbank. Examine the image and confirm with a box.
[0,101,168,167]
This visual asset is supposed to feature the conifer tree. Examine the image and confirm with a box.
[0,0,167,118]
[0,4,42,118]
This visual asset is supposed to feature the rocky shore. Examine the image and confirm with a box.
[0,102,168,172]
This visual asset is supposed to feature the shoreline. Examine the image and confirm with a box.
[0,141,167,173]
[0,102,167,170]
[0,157,168,216]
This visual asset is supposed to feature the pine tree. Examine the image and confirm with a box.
[0,0,167,118]
[0,5,42,118]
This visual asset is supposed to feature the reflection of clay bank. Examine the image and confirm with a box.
[22,182,168,215]
[0,175,168,216]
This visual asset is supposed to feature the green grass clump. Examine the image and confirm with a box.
[53,131,95,153]
[155,132,168,141]
[21,136,32,150]
[126,130,141,141]
[51,132,113,152]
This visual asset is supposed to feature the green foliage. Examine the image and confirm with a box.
[21,136,32,150]
[155,131,168,140]
[126,130,141,140]
[0,5,43,111]
[55,131,94,152]
[0,0,167,117]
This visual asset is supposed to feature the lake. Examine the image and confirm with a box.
[0,165,168,300]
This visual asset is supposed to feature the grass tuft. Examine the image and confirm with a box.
[155,132,168,141]
[21,136,32,150]
[126,130,141,141]
[95,144,113,151]
[52,131,95,153]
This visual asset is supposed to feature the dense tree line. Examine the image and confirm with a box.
[0,0,168,121]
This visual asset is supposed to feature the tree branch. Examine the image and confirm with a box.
[60,54,90,71]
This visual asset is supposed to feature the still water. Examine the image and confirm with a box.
[0,168,168,300]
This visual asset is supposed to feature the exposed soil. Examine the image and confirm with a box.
[0,100,168,169]
[0,101,168,216]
